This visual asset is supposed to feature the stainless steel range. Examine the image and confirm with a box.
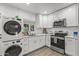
[50,31,67,54]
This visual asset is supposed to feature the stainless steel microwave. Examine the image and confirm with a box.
[53,18,66,27]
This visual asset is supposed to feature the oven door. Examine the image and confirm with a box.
[51,37,65,49]
[57,38,65,49]
[51,37,58,47]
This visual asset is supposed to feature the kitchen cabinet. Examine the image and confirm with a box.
[76,39,79,56]
[0,13,2,34]
[65,36,79,56]
[42,15,48,28]
[63,4,78,26]
[39,36,45,47]
[0,41,2,56]
[46,35,50,47]
[38,15,43,28]
[39,14,52,28]
[39,15,47,28]
[28,36,45,52]
[29,36,39,52]
[22,37,29,55]
[65,37,77,56]
[47,14,53,28]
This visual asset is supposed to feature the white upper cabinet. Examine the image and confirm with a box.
[39,15,47,28]
[63,4,78,26]
[42,15,48,28]
[39,15,44,28]
[48,14,54,28]
[39,14,52,28]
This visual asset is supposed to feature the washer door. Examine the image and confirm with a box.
[4,21,21,35]
[4,45,22,56]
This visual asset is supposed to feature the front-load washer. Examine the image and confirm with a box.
[1,39,23,56]
[2,17,23,41]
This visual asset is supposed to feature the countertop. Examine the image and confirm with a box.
[22,34,52,38]
[65,36,79,39]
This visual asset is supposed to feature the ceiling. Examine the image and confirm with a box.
[5,3,73,14]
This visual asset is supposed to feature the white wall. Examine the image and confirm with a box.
[0,4,35,22]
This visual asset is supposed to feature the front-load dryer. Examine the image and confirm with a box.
[1,39,23,56]
[2,17,23,41]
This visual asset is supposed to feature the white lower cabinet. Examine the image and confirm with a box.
[0,41,2,56]
[39,36,45,48]
[0,13,2,34]
[65,37,77,56]
[22,36,46,55]
[28,36,45,53]
[22,37,29,55]
[28,37,39,52]
[46,35,50,47]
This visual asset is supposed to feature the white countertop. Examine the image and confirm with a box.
[65,36,79,39]
[21,34,52,38]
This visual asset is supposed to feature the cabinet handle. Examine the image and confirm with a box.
[0,37,1,39]
[4,44,9,46]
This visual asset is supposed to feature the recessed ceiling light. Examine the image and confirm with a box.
[26,3,30,5]
[44,11,47,14]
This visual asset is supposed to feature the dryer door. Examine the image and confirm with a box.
[4,45,22,56]
[4,20,21,35]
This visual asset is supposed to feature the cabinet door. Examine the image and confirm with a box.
[39,15,52,28]
[22,38,29,54]
[42,15,48,28]
[35,36,40,49]
[39,15,43,28]
[29,37,39,52]
[47,14,53,28]
[65,38,76,56]
[46,35,50,47]
[0,14,2,34]
[0,41,2,56]
[29,37,35,52]
[64,4,78,26]
[76,39,79,56]
[39,36,45,47]
[39,15,48,28]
